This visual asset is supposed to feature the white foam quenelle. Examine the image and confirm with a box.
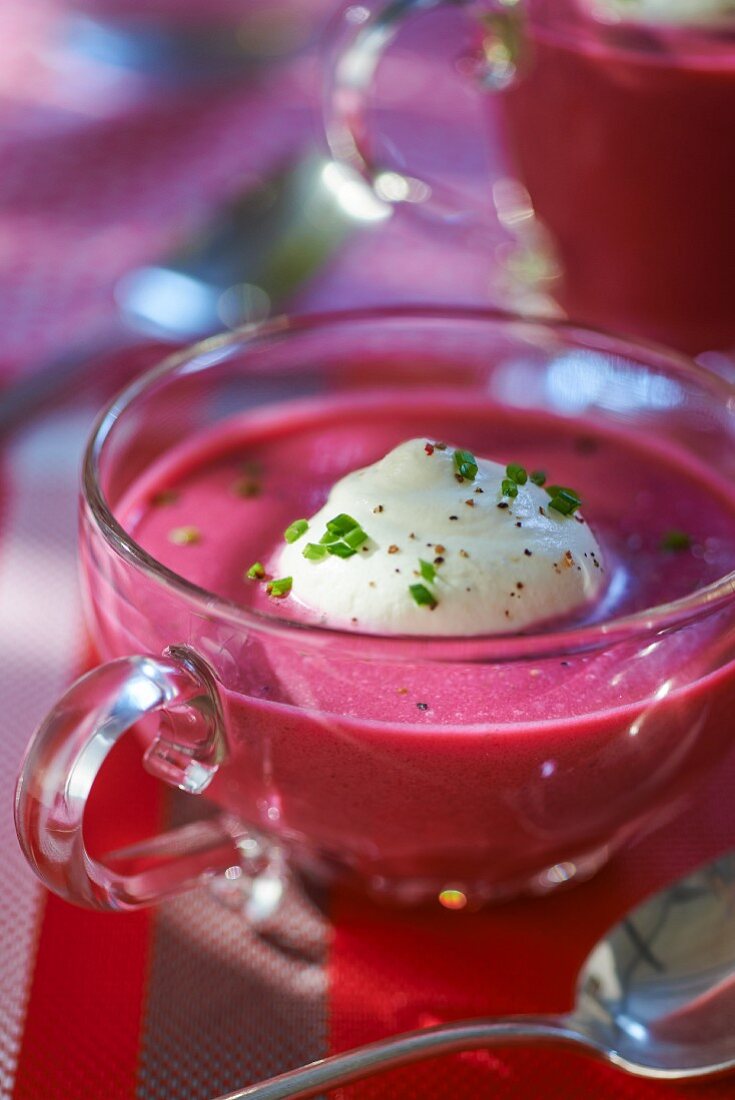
[278,439,604,636]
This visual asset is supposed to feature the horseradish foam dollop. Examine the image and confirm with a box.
[277,439,604,635]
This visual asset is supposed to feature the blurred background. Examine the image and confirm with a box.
[4,7,735,1100]
[4,0,735,424]
[0,0,516,416]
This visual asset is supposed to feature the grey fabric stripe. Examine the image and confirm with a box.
[137,801,329,1100]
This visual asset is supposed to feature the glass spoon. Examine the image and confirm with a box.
[216,849,735,1098]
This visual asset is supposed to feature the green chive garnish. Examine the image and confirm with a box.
[266,576,292,597]
[327,543,357,559]
[325,513,359,537]
[343,525,368,550]
[453,449,478,482]
[661,529,691,552]
[546,486,582,516]
[232,477,260,498]
[419,559,437,584]
[409,583,438,609]
[303,543,328,561]
[151,489,179,506]
[506,463,528,485]
[246,561,265,580]
[501,478,518,498]
[284,518,309,543]
[530,470,546,486]
[168,525,201,545]
[316,513,369,557]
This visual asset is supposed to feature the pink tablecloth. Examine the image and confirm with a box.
[2,4,734,1099]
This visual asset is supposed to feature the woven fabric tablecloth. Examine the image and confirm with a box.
[2,4,735,1098]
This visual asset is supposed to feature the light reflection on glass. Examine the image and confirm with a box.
[375,171,431,205]
[439,887,468,910]
[217,283,271,329]
[492,177,535,229]
[115,266,220,340]
[544,861,577,885]
[546,352,683,413]
[345,5,371,26]
[321,162,391,222]
[654,678,674,701]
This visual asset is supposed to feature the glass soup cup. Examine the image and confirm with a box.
[326,0,735,354]
[15,308,735,914]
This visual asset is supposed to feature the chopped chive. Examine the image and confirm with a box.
[266,576,292,598]
[530,470,546,486]
[151,489,179,506]
[342,525,368,550]
[327,542,357,559]
[453,448,478,482]
[326,513,359,537]
[661,529,691,552]
[284,518,309,543]
[547,486,582,516]
[303,543,328,561]
[317,513,369,557]
[232,477,261,498]
[245,561,266,580]
[168,525,201,545]
[548,494,579,516]
[501,478,518,498]
[409,583,438,609]
[418,559,437,584]
[506,463,528,485]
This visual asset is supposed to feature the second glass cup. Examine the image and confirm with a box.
[326,0,735,355]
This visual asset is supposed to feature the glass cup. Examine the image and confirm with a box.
[14,308,735,914]
[325,0,735,355]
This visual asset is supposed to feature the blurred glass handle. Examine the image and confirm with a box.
[324,0,561,313]
[324,0,510,221]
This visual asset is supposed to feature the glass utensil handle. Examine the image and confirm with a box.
[14,645,268,912]
[324,0,513,220]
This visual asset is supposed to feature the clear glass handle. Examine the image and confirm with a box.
[325,0,506,220]
[14,645,269,912]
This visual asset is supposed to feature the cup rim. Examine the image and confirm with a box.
[83,305,735,663]
[527,0,735,46]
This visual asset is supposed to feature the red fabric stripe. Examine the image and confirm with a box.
[13,719,164,1098]
[328,885,590,1099]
